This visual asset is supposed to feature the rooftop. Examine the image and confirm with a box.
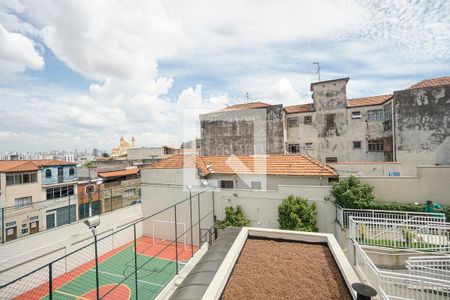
[347,94,393,108]
[208,101,272,113]
[97,168,140,178]
[0,159,75,173]
[284,103,315,114]
[408,76,450,89]
[148,154,337,177]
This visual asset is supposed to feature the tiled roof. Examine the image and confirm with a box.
[148,154,337,177]
[212,101,272,113]
[0,159,74,173]
[284,103,315,114]
[98,168,140,178]
[408,76,450,89]
[347,94,392,108]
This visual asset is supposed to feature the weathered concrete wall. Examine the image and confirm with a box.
[199,105,285,156]
[395,85,450,166]
[286,78,390,163]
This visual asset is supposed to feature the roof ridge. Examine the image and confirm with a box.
[298,154,335,175]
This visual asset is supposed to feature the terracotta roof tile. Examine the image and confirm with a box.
[211,101,272,113]
[98,168,139,178]
[347,94,392,108]
[284,103,315,114]
[148,154,337,177]
[408,76,450,89]
[0,159,74,173]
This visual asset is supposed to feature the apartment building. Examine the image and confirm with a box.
[0,160,78,242]
[199,76,450,167]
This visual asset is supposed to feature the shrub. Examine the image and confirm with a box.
[219,206,250,229]
[331,175,375,209]
[278,195,318,232]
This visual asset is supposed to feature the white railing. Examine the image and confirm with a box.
[337,205,445,228]
[349,216,450,252]
[354,243,450,299]
[406,256,450,282]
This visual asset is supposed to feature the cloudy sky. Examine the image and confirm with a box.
[0,0,449,152]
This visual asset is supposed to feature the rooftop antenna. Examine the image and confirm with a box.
[246,92,249,103]
[313,62,321,81]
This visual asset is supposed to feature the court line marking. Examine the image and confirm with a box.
[90,269,165,287]
[54,289,89,300]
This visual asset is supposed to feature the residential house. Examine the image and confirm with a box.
[98,168,141,213]
[77,179,101,219]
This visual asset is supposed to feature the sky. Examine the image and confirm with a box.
[0,0,449,152]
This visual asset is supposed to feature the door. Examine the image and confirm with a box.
[29,221,39,234]
[5,226,17,242]
[46,213,56,229]
[58,167,64,183]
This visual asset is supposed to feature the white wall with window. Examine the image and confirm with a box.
[15,196,32,208]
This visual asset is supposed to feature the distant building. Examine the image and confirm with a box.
[77,179,101,219]
[127,146,181,167]
[111,136,136,158]
[0,160,78,242]
[98,168,141,212]
[199,76,450,167]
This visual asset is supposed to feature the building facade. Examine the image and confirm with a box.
[0,160,78,242]
[199,76,450,167]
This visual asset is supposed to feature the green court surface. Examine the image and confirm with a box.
[42,243,182,300]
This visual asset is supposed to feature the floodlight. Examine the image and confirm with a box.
[84,215,100,229]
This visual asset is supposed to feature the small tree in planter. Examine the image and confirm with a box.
[278,195,318,232]
[219,206,250,229]
[331,175,375,209]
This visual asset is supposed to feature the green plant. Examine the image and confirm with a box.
[278,195,318,232]
[219,206,250,229]
[401,228,420,243]
[331,176,375,209]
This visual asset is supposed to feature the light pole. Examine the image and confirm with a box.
[84,216,100,299]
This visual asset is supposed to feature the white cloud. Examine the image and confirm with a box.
[270,78,299,102]
[0,23,43,79]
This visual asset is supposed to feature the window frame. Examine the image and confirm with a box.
[45,169,52,178]
[220,180,234,189]
[326,114,336,129]
[305,143,313,150]
[287,144,300,154]
[367,109,384,122]
[251,181,261,190]
[368,139,384,152]
[304,115,312,124]
[353,141,362,149]
[15,196,32,208]
[325,157,338,163]
[351,111,362,119]
[69,167,75,176]
[287,117,299,128]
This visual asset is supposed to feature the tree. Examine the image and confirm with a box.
[331,175,375,209]
[219,206,250,229]
[278,195,318,232]
[102,152,110,158]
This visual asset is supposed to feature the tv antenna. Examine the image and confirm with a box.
[313,62,321,81]
[246,92,249,103]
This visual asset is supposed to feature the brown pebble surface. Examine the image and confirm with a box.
[220,238,352,300]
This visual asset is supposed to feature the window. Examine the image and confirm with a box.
[5,172,38,185]
[368,139,384,151]
[288,144,300,154]
[30,216,39,221]
[6,221,16,227]
[69,167,75,176]
[351,111,361,119]
[251,181,261,190]
[353,141,362,149]
[305,143,313,150]
[46,185,75,200]
[287,117,299,128]
[304,116,312,124]
[326,157,338,163]
[367,109,384,122]
[124,189,135,197]
[220,180,234,189]
[21,228,28,235]
[328,178,339,185]
[326,114,336,129]
[15,196,32,208]
[85,184,95,195]
[45,169,52,178]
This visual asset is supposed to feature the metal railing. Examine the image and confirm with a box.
[354,242,450,300]
[406,256,450,282]
[0,190,216,299]
[349,216,450,252]
[337,205,445,228]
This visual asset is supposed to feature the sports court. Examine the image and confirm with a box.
[15,236,196,300]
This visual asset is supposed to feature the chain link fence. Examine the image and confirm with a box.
[0,190,215,300]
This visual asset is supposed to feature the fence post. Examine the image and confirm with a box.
[174,205,179,274]
[212,190,216,222]
[133,224,139,300]
[1,207,4,244]
[49,263,53,300]
[197,194,201,246]
[189,191,193,257]
[94,232,100,300]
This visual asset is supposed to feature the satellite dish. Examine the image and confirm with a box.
[201,179,208,186]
